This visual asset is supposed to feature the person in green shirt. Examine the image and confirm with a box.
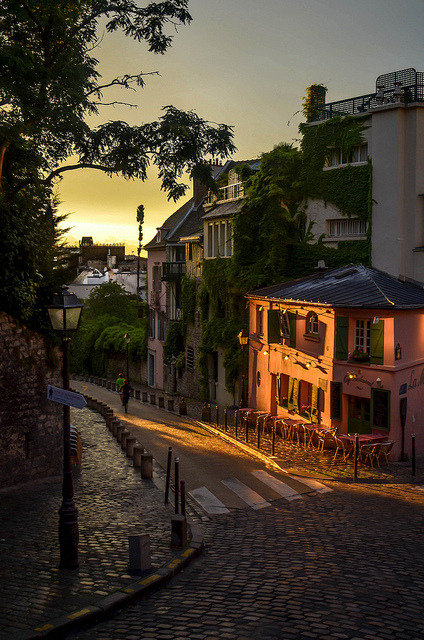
[116,373,125,392]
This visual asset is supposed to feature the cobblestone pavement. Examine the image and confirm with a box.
[0,405,181,639]
[72,481,424,640]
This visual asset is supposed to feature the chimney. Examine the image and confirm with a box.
[193,158,223,208]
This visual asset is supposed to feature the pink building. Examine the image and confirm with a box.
[247,264,424,460]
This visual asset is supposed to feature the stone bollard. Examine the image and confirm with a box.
[142,391,148,403]
[201,403,209,422]
[116,423,125,442]
[128,534,151,574]
[133,445,145,467]
[140,453,153,479]
[150,394,156,405]
[107,381,112,390]
[179,397,187,416]
[135,389,140,400]
[158,396,165,408]
[126,437,137,457]
[167,398,175,412]
[121,430,131,450]
[171,514,187,548]
[112,419,120,437]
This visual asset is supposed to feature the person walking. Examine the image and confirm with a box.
[121,379,133,413]
[116,373,125,393]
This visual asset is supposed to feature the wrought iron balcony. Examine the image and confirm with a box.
[162,262,186,281]
[205,181,245,205]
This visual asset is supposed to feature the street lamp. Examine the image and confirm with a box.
[47,285,83,570]
[238,329,249,408]
[124,333,131,381]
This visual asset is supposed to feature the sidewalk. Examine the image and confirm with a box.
[0,398,202,640]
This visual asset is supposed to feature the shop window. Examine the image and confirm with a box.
[371,389,390,431]
[330,381,343,420]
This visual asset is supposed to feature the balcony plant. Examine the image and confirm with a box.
[350,348,370,363]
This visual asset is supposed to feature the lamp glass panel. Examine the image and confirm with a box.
[48,308,65,331]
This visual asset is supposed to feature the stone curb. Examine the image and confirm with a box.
[10,397,204,640]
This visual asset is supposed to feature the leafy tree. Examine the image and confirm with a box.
[231,143,308,290]
[0,0,235,323]
[83,281,137,323]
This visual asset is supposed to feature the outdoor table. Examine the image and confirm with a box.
[281,418,305,442]
[302,423,328,448]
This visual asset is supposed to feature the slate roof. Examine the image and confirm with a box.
[202,199,245,220]
[144,199,194,250]
[248,264,424,309]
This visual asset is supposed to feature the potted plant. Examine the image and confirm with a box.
[350,348,370,362]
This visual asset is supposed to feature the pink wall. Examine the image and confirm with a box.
[247,298,424,460]
[147,247,166,389]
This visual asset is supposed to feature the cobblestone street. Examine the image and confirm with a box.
[72,482,424,640]
[0,405,177,639]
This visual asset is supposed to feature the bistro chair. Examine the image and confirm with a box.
[360,443,381,468]
[317,427,338,453]
[376,441,394,466]
[333,435,354,462]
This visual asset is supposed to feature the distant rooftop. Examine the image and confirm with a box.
[310,68,424,122]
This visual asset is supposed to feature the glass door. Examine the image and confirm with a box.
[348,396,371,434]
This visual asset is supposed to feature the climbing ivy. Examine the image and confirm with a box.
[300,115,371,221]
[181,276,196,326]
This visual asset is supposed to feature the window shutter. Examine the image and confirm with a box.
[335,316,349,360]
[292,378,300,413]
[287,377,294,410]
[276,373,281,405]
[288,311,296,347]
[268,310,281,343]
[330,381,343,420]
[311,385,319,423]
[370,319,384,365]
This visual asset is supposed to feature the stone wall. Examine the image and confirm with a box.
[0,312,63,488]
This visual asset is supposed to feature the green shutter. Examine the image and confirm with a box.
[276,373,281,405]
[288,311,296,348]
[335,316,349,360]
[311,385,319,423]
[287,377,294,410]
[268,310,281,344]
[292,378,300,413]
[370,319,384,364]
[330,381,343,420]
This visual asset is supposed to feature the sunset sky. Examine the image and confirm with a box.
[58,0,424,254]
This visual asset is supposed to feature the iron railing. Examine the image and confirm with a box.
[161,262,186,281]
[205,182,245,205]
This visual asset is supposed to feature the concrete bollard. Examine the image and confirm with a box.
[171,514,187,548]
[112,419,120,437]
[133,445,145,467]
[140,453,153,479]
[128,534,151,574]
[150,394,156,405]
[142,391,148,403]
[158,396,165,408]
[167,398,175,412]
[116,424,125,442]
[126,437,137,457]
[121,430,131,450]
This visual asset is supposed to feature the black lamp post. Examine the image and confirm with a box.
[124,333,131,381]
[47,286,83,570]
[238,329,249,408]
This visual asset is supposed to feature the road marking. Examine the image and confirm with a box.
[284,473,333,493]
[221,477,271,510]
[251,470,302,501]
[189,487,230,515]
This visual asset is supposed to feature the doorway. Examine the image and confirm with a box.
[148,351,155,387]
[348,396,371,434]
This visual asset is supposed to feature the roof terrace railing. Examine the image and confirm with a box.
[311,80,424,122]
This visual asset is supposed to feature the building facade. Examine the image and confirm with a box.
[247,264,424,460]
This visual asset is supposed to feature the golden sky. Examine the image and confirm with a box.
[58,0,424,253]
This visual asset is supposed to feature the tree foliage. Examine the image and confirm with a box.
[0,0,235,324]
[70,282,147,374]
